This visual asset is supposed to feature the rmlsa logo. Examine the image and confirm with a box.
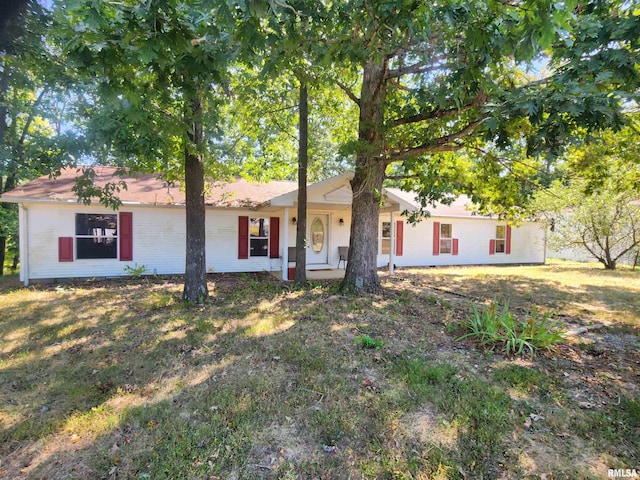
[608,469,639,478]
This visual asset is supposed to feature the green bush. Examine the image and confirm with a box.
[458,299,565,358]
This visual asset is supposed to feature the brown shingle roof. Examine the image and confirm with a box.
[1,167,298,209]
[384,188,484,217]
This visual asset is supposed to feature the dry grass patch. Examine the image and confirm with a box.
[0,265,638,479]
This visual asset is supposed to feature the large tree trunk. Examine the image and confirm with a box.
[295,82,308,284]
[182,94,209,302]
[343,159,386,292]
[342,61,388,293]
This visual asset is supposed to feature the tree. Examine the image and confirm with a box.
[288,0,640,292]
[535,178,640,270]
[59,0,248,302]
[219,5,358,283]
[1,1,83,274]
[533,122,640,270]
[294,82,309,283]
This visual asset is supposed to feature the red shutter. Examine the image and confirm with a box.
[395,220,403,256]
[432,222,440,256]
[238,216,249,259]
[489,239,496,255]
[119,212,133,261]
[452,238,459,256]
[269,217,280,258]
[505,225,512,254]
[58,237,73,262]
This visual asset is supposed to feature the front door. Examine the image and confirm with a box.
[307,215,328,265]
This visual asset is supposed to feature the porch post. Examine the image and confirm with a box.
[389,211,395,275]
[283,207,289,280]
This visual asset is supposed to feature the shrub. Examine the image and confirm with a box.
[458,299,565,358]
[123,263,147,277]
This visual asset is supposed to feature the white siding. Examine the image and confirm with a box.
[377,215,545,268]
[20,201,545,282]
[23,203,285,280]
[24,203,186,280]
[205,210,282,273]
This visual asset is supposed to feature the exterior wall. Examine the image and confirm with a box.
[19,201,544,282]
[23,202,186,280]
[205,209,283,273]
[376,215,545,268]
[22,202,287,281]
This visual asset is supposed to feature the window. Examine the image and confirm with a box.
[380,221,391,254]
[311,217,324,253]
[440,223,452,254]
[249,217,269,257]
[75,213,118,259]
[495,225,506,253]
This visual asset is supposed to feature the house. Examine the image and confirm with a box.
[0,167,546,285]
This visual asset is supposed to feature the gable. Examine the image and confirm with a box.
[322,185,352,204]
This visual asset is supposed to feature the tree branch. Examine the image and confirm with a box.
[335,79,360,106]
[387,55,448,79]
[389,90,487,128]
[388,118,488,162]
[384,173,421,181]
[18,87,49,149]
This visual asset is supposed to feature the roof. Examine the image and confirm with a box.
[383,188,484,218]
[1,167,298,209]
[2,167,491,218]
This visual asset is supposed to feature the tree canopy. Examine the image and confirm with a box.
[0,0,87,273]
[271,0,640,292]
[532,119,640,269]
[4,0,638,289]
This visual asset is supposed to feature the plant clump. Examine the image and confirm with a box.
[458,299,566,358]
[355,334,384,349]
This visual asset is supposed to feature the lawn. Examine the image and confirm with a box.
[0,261,638,479]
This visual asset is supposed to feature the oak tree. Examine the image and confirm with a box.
[294,0,640,292]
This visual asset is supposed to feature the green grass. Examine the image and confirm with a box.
[0,264,638,479]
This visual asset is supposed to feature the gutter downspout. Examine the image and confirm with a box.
[19,203,29,286]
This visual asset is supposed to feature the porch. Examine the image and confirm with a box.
[258,171,411,281]
[270,268,346,281]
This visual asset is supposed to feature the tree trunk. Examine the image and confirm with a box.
[0,175,16,277]
[0,69,9,277]
[182,93,209,303]
[341,60,388,293]
[295,82,308,284]
[0,236,5,276]
[343,159,386,292]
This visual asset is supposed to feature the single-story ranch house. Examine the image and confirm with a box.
[1,167,546,285]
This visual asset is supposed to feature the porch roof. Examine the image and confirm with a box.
[259,171,403,213]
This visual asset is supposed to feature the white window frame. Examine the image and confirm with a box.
[75,213,118,260]
[495,225,506,253]
[249,217,270,257]
[440,223,452,254]
[380,221,391,254]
